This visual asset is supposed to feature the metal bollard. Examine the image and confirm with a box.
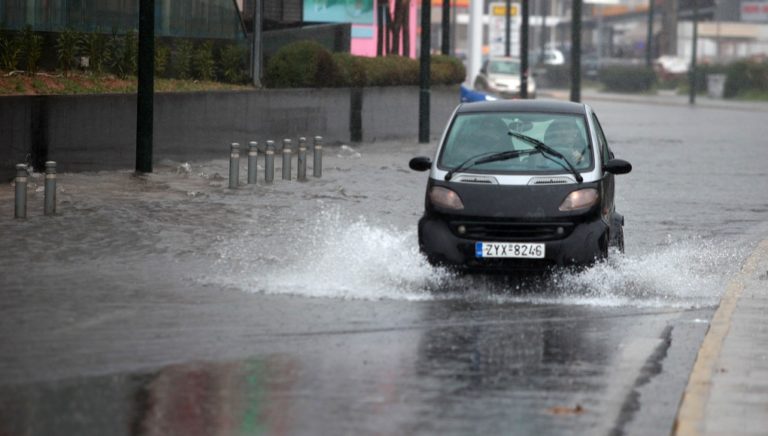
[247,141,258,184]
[14,164,27,219]
[313,136,323,178]
[282,138,292,180]
[297,137,307,181]
[265,140,275,184]
[229,142,240,189]
[44,161,56,216]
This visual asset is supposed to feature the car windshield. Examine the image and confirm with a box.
[438,112,593,174]
[488,60,520,75]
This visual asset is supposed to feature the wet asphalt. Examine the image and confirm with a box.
[1,98,768,435]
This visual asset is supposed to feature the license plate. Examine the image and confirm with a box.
[475,242,545,259]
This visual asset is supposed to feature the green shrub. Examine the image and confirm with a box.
[107,29,138,78]
[264,40,341,88]
[690,64,728,94]
[20,26,43,75]
[724,60,768,98]
[155,39,170,76]
[56,28,81,75]
[83,30,108,75]
[359,55,419,86]
[220,44,247,83]
[430,55,465,85]
[0,31,22,71]
[193,41,215,81]
[599,65,656,92]
[175,40,194,80]
[332,52,367,87]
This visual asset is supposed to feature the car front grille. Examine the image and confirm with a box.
[449,220,574,242]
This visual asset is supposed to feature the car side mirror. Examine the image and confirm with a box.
[409,156,432,172]
[604,158,632,175]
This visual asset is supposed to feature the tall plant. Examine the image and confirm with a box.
[56,28,81,75]
[0,31,22,71]
[83,29,108,75]
[220,44,247,83]
[21,26,43,75]
[193,41,215,81]
[175,40,194,80]
[155,38,170,76]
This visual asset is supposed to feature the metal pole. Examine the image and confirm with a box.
[505,0,512,57]
[14,164,27,219]
[570,0,582,103]
[136,0,154,173]
[44,161,56,215]
[377,1,384,56]
[441,0,450,55]
[419,0,431,143]
[297,137,307,181]
[282,138,292,180]
[313,136,323,178]
[229,143,240,189]
[646,0,655,67]
[468,0,483,88]
[521,0,529,98]
[265,140,275,183]
[247,141,258,184]
[689,0,698,105]
[251,0,263,87]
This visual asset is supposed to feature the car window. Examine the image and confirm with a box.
[591,113,612,165]
[439,112,594,174]
[488,60,521,75]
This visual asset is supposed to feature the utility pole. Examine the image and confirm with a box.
[251,0,262,87]
[570,0,582,103]
[419,0,431,143]
[468,0,483,86]
[646,0,655,67]
[520,0,529,98]
[505,0,512,56]
[689,0,699,105]
[442,0,450,55]
[136,0,154,173]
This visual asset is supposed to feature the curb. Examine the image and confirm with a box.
[537,90,768,113]
[673,239,768,435]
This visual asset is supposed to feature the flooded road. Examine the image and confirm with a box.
[1,99,767,435]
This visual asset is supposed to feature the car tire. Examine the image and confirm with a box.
[615,225,625,254]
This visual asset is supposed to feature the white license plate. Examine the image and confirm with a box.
[475,242,545,259]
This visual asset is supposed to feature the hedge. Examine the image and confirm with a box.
[724,60,768,98]
[264,40,465,88]
[599,65,657,93]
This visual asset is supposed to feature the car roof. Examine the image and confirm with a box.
[456,100,588,115]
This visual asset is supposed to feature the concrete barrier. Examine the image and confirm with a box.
[0,86,459,180]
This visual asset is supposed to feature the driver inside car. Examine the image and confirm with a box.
[543,119,587,164]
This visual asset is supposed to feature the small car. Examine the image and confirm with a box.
[474,57,537,99]
[409,100,632,272]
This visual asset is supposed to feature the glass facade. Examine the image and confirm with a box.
[1,0,245,39]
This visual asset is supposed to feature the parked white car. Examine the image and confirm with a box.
[473,57,537,99]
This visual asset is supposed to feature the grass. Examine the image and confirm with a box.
[0,70,253,95]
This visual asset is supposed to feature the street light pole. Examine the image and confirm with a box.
[419,0,431,143]
[570,0,582,102]
[136,0,154,174]
[520,0,529,98]
[442,0,450,55]
[505,0,512,56]
[689,0,698,105]
[646,0,655,67]
[251,0,263,87]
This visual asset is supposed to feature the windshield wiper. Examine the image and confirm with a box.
[444,149,539,181]
[507,131,583,183]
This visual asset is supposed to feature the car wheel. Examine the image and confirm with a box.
[615,225,625,254]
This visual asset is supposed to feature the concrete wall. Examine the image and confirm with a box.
[0,86,459,180]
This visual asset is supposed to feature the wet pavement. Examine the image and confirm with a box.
[1,98,768,435]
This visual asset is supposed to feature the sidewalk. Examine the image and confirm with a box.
[675,239,768,435]
[539,88,768,112]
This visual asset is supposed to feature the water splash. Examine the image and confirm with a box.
[204,209,745,308]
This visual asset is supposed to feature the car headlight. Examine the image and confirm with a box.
[559,188,598,211]
[429,186,464,210]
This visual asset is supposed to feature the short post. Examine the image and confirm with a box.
[297,137,307,181]
[14,164,27,219]
[44,161,56,216]
[282,138,292,180]
[265,140,275,184]
[313,136,323,178]
[229,142,240,189]
[247,141,258,184]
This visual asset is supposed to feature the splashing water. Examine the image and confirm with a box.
[203,209,745,308]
